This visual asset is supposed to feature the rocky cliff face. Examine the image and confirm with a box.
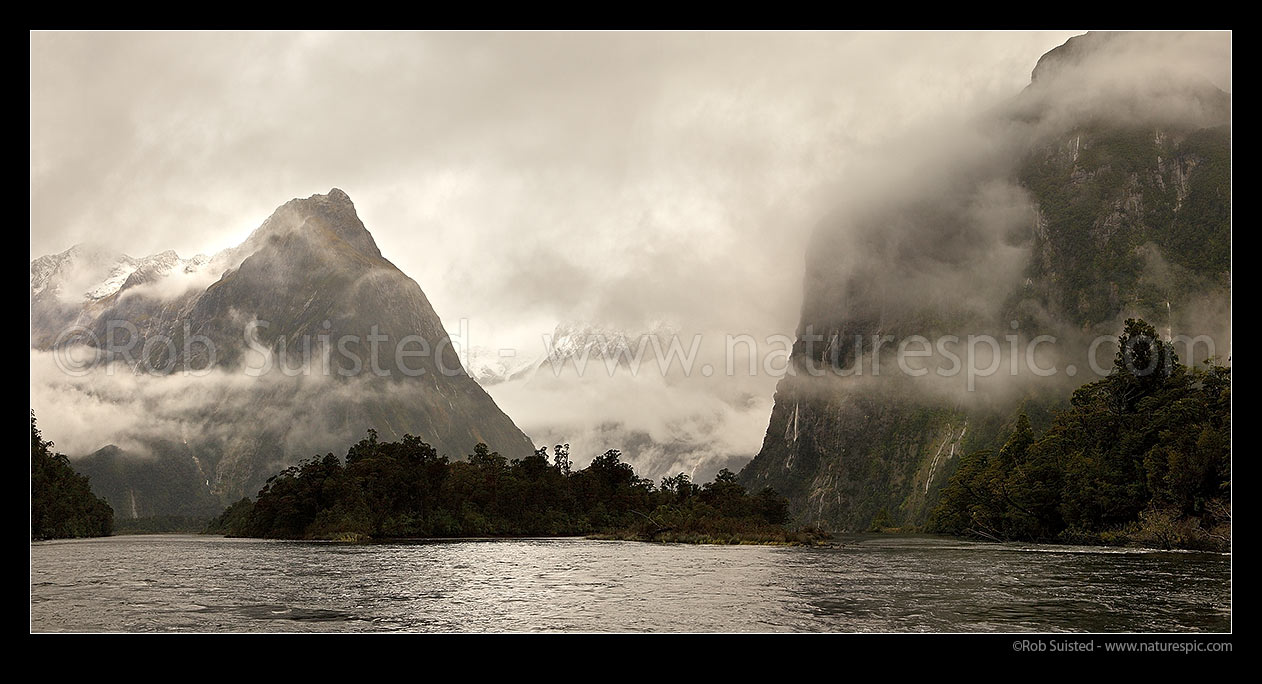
[31,189,536,517]
[738,32,1231,530]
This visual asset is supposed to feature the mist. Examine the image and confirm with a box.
[783,30,1230,407]
[30,31,1097,476]
[31,31,1082,344]
[34,31,1233,485]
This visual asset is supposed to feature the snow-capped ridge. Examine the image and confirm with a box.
[461,320,684,387]
[31,242,218,304]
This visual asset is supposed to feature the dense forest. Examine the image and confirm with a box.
[31,412,114,540]
[928,319,1230,551]
[209,437,824,545]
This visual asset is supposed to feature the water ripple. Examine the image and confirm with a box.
[30,534,1230,633]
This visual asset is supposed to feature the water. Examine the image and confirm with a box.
[29,534,1230,633]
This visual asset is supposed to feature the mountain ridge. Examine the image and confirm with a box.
[31,188,537,518]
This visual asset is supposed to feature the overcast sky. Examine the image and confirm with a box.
[31,30,1085,353]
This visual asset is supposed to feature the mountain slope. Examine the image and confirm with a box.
[31,189,536,517]
[738,32,1231,531]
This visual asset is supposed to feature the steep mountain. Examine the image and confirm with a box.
[31,189,536,517]
[75,444,222,519]
[738,32,1231,530]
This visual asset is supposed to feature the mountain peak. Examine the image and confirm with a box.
[297,187,355,212]
[1029,31,1123,84]
[1014,31,1230,131]
[234,187,382,263]
[34,188,537,512]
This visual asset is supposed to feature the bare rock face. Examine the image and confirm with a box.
[31,189,536,517]
[738,32,1231,531]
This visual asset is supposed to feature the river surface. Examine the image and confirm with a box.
[30,534,1230,632]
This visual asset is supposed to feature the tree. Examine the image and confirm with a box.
[221,430,810,543]
[928,319,1230,550]
[553,443,572,476]
[31,411,114,540]
[660,473,697,503]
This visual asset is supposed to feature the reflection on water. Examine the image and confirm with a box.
[29,534,1230,633]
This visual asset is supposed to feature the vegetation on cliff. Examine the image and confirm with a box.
[31,412,114,540]
[738,45,1230,535]
[928,319,1230,550]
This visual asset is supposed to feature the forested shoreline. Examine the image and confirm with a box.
[31,413,114,540]
[928,319,1231,551]
[207,438,827,545]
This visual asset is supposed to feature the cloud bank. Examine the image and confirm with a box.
[41,31,1158,476]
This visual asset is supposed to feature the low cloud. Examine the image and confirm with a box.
[488,361,775,483]
[117,264,221,303]
[30,31,1230,484]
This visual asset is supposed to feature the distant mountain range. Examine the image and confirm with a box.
[31,188,535,518]
[459,320,764,485]
[461,321,680,386]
